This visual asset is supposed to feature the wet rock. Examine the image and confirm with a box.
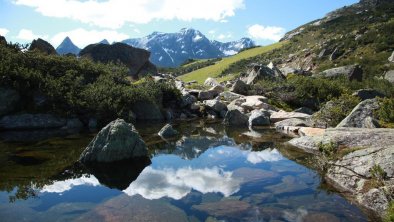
[79,119,148,163]
[0,113,67,130]
[384,70,394,84]
[248,110,270,127]
[223,110,248,126]
[230,80,250,95]
[0,87,20,116]
[158,124,179,139]
[270,110,311,123]
[352,89,384,100]
[317,64,363,81]
[204,77,220,87]
[336,98,379,128]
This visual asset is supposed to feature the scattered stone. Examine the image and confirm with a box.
[79,119,148,163]
[0,113,67,130]
[246,63,278,84]
[336,98,380,128]
[230,80,250,95]
[270,110,311,123]
[220,91,243,102]
[198,90,219,101]
[388,51,394,63]
[352,89,384,100]
[224,110,249,126]
[158,124,179,139]
[384,70,394,84]
[318,64,363,81]
[293,107,314,115]
[204,77,220,87]
[249,110,270,127]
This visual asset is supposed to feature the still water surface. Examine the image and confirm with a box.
[0,120,368,221]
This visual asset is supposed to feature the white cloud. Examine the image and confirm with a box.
[51,28,130,48]
[246,149,283,164]
[217,33,232,40]
[16,29,47,41]
[41,175,100,193]
[14,0,245,29]
[247,24,285,42]
[0,28,9,36]
[133,28,141,34]
[208,30,216,35]
[124,166,241,200]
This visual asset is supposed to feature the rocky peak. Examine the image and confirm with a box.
[29,38,57,55]
[56,36,80,55]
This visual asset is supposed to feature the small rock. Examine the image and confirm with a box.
[223,110,248,126]
[204,77,220,87]
[230,80,250,95]
[388,51,394,63]
[203,99,227,115]
[384,70,394,84]
[249,110,270,127]
[352,89,384,100]
[198,90,219,101]
[220,91,244,102]
[158,124,179,139]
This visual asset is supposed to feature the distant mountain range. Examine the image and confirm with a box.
[122,28,255,67]
[55,28,255,67]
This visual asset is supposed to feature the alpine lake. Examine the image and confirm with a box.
[0,119,371,222]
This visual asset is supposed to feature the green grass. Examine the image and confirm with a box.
[177,42,286,83]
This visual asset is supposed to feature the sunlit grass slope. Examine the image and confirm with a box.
[178,42,286,83]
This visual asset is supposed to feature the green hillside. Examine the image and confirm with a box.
[177,42,286,83]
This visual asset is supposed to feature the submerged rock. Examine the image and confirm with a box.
[158,124,179,139]
[79,119,148,163]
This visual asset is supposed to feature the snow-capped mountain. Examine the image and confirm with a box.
[122,28,255,67]
[56,37,81,55]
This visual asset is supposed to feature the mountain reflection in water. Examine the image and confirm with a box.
[0,121,368,222]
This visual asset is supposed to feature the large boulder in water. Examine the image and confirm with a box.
[79,42,157,78]
[29,38,57,55]
[79,119,148,163]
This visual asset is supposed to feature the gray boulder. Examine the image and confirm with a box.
[198,90,219,101]
[220,91,243,102]
[267,62,284,78]
[0,87,20,116]
[180,93,197,108]
[293,107,314,115]
[248,110,270,127]
[270,110,311,123]
[230,80,250,95]
[352,89,384,100]
[209,85,224,94]
[223,110,248,126]
[158,124,178,139]
[384,70,394,84]
[203,99,227,115]
[0,113,67,130]
[275,118,310,129]
[336,98,380,128]
[246,63,277,85]
[388,51,394,63]
[204,77,220,87]
[79,119,148,163]
[318,65,363,81]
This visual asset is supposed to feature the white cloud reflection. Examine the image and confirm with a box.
[124,166,241,200]
[41,175,100,193]
[246,149,283,164]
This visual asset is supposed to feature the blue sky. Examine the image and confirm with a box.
[0,0,359,48]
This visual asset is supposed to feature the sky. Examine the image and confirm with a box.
[0,0,359,49]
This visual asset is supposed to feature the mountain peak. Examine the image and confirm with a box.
[99,39,110,45]
[56,36,81,55]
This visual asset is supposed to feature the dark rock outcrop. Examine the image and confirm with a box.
[223,110,248,126]
[352,89,384,100]
[79,42,157,78]
[29,38,57,55]
[248,110,270,127]
[79,119,148,163]
[0,87,20,117]
[0,114,67,130]
[230,80,250,95]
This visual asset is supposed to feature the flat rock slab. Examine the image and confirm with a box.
[270,110,311,123]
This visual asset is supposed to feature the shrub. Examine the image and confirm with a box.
[376,98,394,128]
